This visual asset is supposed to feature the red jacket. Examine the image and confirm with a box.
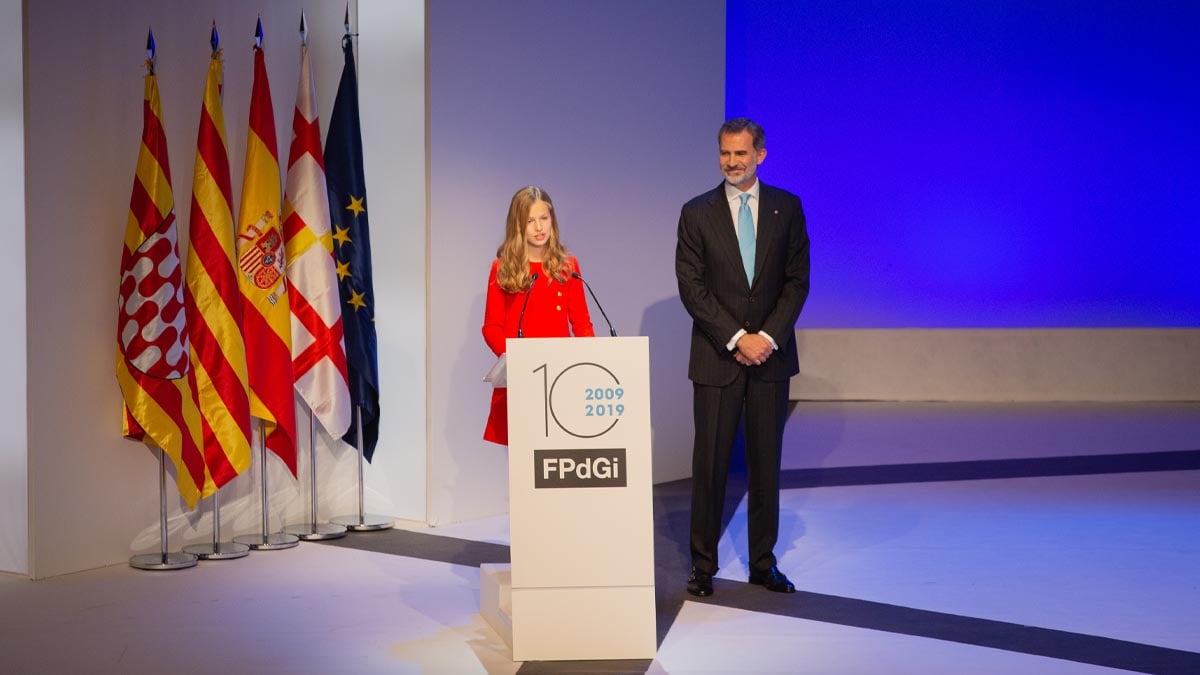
[482,258,594,444]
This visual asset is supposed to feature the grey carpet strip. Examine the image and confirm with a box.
[317,527,510,566]
[515,659,652,674]
[779,449,1200,489]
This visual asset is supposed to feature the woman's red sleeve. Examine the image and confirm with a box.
[482,261,509,355]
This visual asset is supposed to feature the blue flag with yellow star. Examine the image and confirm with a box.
[326,34,380,461]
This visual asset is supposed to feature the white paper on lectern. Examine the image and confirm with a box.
[484,354,507,387]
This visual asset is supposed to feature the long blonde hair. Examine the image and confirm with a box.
[496,186,570,293]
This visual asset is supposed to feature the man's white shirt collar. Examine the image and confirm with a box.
[725,179,761,203]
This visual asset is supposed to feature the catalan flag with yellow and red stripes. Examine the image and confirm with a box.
[185,42,253,489]
[117,60,211,509]
[236,30,298,475]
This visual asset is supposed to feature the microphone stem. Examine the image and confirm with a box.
[517,272,539,338]
[575,273,617,337]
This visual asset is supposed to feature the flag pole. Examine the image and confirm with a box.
[285,407,347,539]
[179,20,249,562]
[332,406,393,531]
[234,419,299,549]
[131,447,198,570]
[183,487,250,559]
[124,31,199,570]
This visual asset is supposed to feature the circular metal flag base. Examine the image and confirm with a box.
[330,514,395,531]
[129,551,198,571]
[182,541,251,560]
[233,532,300,550]
[283,522,348,540]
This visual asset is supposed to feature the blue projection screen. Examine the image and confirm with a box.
[727,0,1199,328]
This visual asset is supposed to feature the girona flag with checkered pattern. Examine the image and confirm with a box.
[116,56,212,508]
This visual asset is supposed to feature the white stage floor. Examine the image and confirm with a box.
[2,403,1198,674]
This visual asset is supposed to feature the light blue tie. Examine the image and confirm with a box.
[737,193,756,285]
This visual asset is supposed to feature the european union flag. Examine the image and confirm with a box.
[326,34,380,461]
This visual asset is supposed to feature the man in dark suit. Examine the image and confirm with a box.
[675,117,811,597]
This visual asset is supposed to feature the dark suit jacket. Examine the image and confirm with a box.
[676,181,810,386]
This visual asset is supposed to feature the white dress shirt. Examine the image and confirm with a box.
[725,179,761,237]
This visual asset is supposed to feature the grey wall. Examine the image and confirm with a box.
[791,329,1200,402]
[427,0,726,523]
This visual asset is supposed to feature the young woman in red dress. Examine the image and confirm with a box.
[482,186,595,445]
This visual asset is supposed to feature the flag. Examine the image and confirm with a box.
[117,60,211,509]
[326,34,380,460]
[236,31,299,475]
[185,43,253,488]
[283,40,351,439]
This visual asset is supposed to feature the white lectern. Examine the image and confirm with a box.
[503,336,656,661]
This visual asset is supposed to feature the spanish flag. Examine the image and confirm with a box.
[236,22,298,475]
[117,50,211,509]
[185,31,253,489]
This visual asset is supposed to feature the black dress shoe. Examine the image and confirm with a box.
[749,566,795,593]
[687,569,714,597]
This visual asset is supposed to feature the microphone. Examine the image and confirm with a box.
[572,272,617,337]
[516,272,539,338]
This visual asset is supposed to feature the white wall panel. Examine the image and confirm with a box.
[1,0,28,576]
